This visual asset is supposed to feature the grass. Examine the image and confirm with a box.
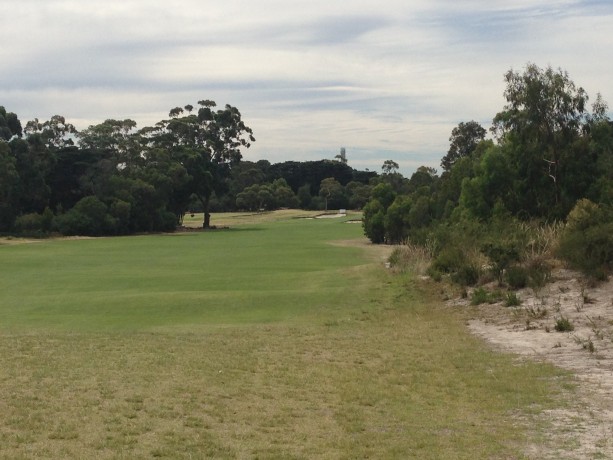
[0,211,573,458]
[0,213,365,331]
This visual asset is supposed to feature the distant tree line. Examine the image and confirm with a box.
[0,101,377,236]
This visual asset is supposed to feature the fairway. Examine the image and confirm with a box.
[0,213,572,458]
[0,214,366,331]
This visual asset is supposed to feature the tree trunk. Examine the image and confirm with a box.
[199,193,212,228]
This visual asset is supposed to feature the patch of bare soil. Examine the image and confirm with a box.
[455,269,613,459]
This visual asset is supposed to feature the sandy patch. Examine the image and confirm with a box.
[0,237,42,246]
[315,213,347,218]
[453,269,613,458]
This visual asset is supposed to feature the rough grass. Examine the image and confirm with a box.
[0,212,572,458]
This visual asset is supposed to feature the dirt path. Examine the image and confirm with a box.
[459,269,613,458]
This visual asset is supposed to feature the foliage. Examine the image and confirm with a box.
[441,121,486,172]
[505,292,522,307]
[387,243,432,275]
[481,240,521,285]
[470,287,504,305]
[554,316,574,332]
[362,199,386,244]
[450,263,480,287]
[504,265,529,289]
[491,63,600,219]
[557,199,613,278]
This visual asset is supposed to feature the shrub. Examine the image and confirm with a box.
[481,240,521,285]
[451,263,480,287]
[554,316,574,332]
[505,265,529,289]
[388,243,432,275]
[431,246,465,273]
[426,266,443,282]
[470,287,490,305]
[362,199,386,243]
[470,287,504,305]
[526,257,552,291]
[505,292,522,307]
[54,196,116,236]
[557,200,612,279]
[14,212,44,235]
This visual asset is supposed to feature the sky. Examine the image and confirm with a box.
[2,0,612,176]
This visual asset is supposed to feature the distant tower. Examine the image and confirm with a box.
[336,147,347,164]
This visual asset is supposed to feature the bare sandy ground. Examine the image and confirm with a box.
[456,269,613,459]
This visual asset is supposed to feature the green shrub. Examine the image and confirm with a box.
[505,265,529,289]
[432,246,465,273]
[470,288,490,305]
[470,287,504,305]
[14,212,44,234]
[481,241,521,285]
[554,316,574,332]
[505,292,522,307]
[557,199,613,278]
[451,263,480,287]
[526,257,552,291]
[426,266,443,282]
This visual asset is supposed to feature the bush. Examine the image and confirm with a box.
[14,212,44,235]
[505,265,529,289]
[388,244,432,275]
[471,288,490,305]
[431,246,465,273]
[470,287,504,305]
[451,263,480,287]
[557,200,612,278]
[554,316,574,332]
[526,257,552,291]
[426,266,443,282]
[54,196,115,236]
[481,240,521,285]
[505,292,522,307]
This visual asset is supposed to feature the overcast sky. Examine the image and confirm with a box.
[2,0,612,175]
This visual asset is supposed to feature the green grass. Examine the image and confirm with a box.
[0,215,365,331]
[0,212,573,458]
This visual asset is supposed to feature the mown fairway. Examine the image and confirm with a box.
[0,213,570,458]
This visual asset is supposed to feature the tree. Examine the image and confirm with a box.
[146,100,254,228]
[77,118,140,169]
[0,142,20,230]
[441,121,486,172]
[362,199,386,243]
[25,115,77,149]
[492,63,592,216]
[319,177,344,211]
[235,184,276,211]
[384,196,412,244]
[271,178,299,208]
[0,106,22,140]
[345,181,371,209]
[381,159,399,175]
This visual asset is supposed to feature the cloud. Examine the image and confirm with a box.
[2,0,612,176]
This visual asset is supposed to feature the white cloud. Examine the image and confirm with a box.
[2,0,612,176]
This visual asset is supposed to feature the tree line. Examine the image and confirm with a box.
[362,63,612,279]
[0,101,376,236]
